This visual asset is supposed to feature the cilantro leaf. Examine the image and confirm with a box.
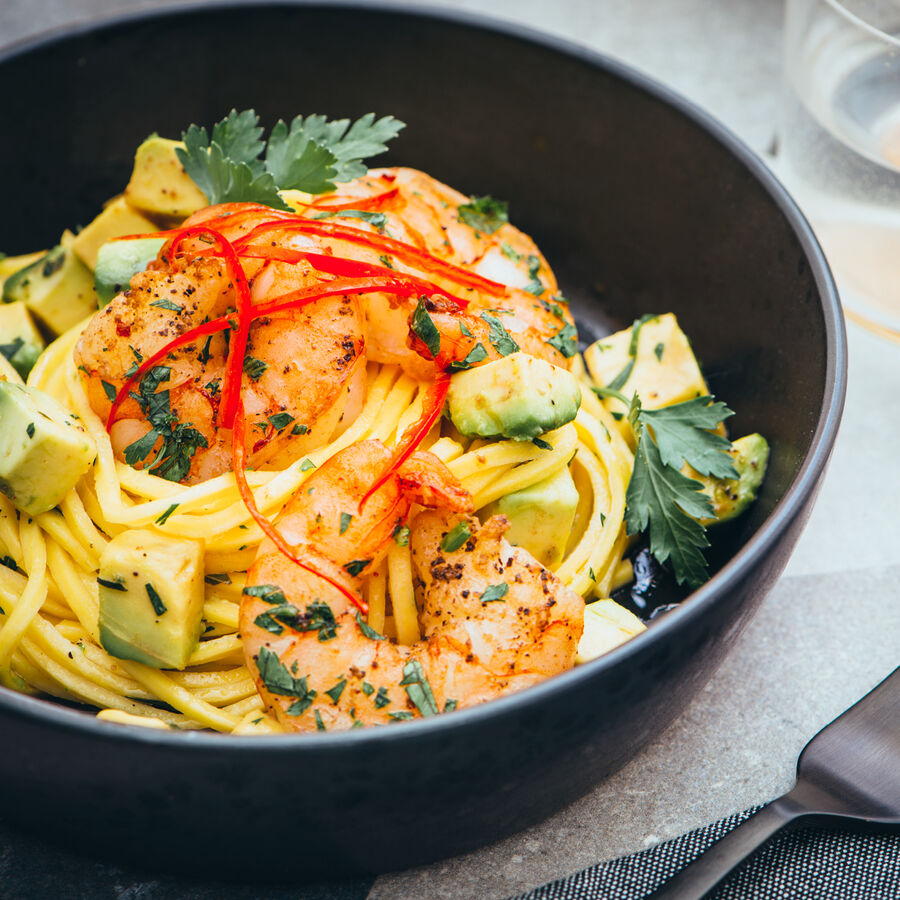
[640,398,738,479]
[439,521,471,552]
[265,118,339,194]
[210,108,266,165]
[480,313,519,356]
[399,660,439,717]
[447,341,488,372]
[311,209,387,230]
[546,322,578,358]
[624,394,736,587]
[457,196,509,234]
[411,298,441,358]
[255,647,317,714]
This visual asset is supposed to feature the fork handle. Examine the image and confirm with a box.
[645,797,803,900]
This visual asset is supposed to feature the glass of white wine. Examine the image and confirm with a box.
[780,0,900,340]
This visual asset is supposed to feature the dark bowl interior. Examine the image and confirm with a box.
[0,2,845,880]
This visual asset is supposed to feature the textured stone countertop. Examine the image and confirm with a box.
[1,2,898,898]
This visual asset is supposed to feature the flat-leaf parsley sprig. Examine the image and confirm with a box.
[594,387,738,588]
[176,109,405,211]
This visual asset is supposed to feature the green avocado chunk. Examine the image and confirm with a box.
[0,381,96,515]
[2,243,97,336]
[483,464,579,569]
[692,433,770,524]
[0,302,45,379]
[94,237,167,307]
[447,352,581,441]
[98,530,206,670]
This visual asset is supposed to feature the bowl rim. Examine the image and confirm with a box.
[0,0,847,751]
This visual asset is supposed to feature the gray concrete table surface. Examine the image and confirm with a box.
[1,1,898,898]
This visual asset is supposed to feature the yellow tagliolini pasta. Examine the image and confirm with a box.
[0,317,634,734]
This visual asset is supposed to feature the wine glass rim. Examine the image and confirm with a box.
[824,0,900,48]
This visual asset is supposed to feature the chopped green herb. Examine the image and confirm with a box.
[198,335,214,365]
[268,412,294,430]
[242,583,287,605]
[589,568,597,583]
[447,341,488,372]
[480,582,509,603]
[378,254,394,269]
[443,699,459,713]
[355,612,385,641]
[299,458,316,472]
[457,195,509,235]
[291,423,308,436]
[392,523,411,546]
[459,321,474,339]
[400,659,439,717]
[343,558,371,577]
[339,512,353,535]
[204,573,231,586]
[523,255,544,296]
[480,313,519,356]
[25,422,35,439]
[311,208,387,230]
[155,503,179,525]
[149,298,183,312]
[500,242,521,262]
[145,582,167,616]
[243,354,268,381]
[101,380,117,402]
[0,556,17,572]
[388,711,414,722]
[654,342,665,361]
[410,298,441,358]
[97,577,126,592]
[532,436,553,451]
[314,709,327,731]
[439,521,471,553]
[362,681,375,696]
[374,686,391,708]
[255,646,317,714]
[546,322,578,359]
[326,678,347,704]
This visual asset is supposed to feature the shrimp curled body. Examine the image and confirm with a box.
[240,441,585,732]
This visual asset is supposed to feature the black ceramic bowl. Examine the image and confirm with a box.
[0,1,845,881]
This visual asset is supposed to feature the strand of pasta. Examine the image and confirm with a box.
[387,540,419,644]
[365,565,387,635]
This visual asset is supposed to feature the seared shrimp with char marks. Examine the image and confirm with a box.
[240,440,584,732]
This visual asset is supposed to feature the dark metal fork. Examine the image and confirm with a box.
[648,666,900,899]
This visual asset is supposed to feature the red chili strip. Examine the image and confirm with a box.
[358,373,451,511]
[231,398,367,614]
[305,188,401,213]
[233,219,505,296]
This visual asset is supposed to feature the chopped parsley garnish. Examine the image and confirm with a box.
[457,195,509,235]
[204,573,231,586]
[500,242,521,262]
[97,577,126,592]
[374,686,391,708]
[314,709,327,731]
[0,556,18,572]
[378,254,394,269]
[400,660,439,717]
[292,423,308,436]
[447,341,488,372]
[145,582,167,616]
[343,558,371,577]
[198,335,214,365]
[480,582,509,603]
[254,599,338,641]
[155,503,179,525]
[654,342,665,361]
[480,313,519,356]
[25,422,35,439]
[355,612,385,641]
[339,512,353,535]
[361,681,375,696]
[388,711,414,722]
[299,458,316,472]
[546,322,578,358]
[410,298,441,358]
[243,354,267,381]
[523,255,544,296]
[392,523,411,546]
[149,298,183,312]
[242,583,287,605]
[624,393,737,587]
[443,699,459,713]
[268,412,294,430]
[121,365,208,483]
[325,678,347,705]
[101,380,117,402]
[439,522,471,553]
[255,646,317,714]
[176,109,405,209]
[589,567,597,583]
[532,436,553,451]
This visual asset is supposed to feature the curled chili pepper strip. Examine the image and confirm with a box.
[358,373,451,511]
[231,398,368,614]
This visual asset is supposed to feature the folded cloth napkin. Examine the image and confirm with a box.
[511,807,900,900]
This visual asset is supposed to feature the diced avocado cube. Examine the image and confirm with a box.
[124,136,208,221]
[0,381,96,515]
[98,530,205,670]
[483,464,579,569]
[0,302,45,379]
[70,196,158,270]
[94,237,167,307]
[2,243,98,336]
[576,599,646,664]
[691,433,770,525]
[584,313,710,418]
[447,352,581,441]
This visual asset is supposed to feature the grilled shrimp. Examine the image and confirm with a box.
[240,440,584,732]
